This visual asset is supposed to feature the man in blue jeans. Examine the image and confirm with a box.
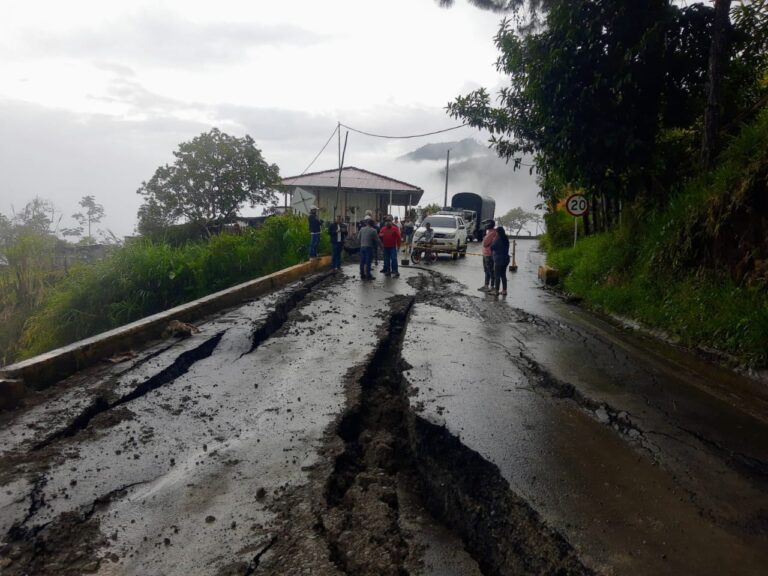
[358,218,382,280]
[308,206,321,259]
[378,218,401,277]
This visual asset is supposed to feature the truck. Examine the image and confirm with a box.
[450,192,496,241]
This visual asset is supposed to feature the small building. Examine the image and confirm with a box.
[280,167,424,222]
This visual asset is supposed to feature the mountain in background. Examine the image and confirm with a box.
[398,138,490,161]
[396,137,541,218]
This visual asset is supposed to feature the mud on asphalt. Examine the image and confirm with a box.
[0,268,601,575]
[232,277,592,576]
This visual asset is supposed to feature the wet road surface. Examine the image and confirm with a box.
[1,239,767,575]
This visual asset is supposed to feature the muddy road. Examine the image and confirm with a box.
[1,239,767,575]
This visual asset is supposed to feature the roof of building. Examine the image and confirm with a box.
[280,166,423,193]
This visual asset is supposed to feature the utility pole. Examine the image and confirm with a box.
[444,149,450,209]
[335,130,348,220]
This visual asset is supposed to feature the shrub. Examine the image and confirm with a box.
[18,214,326,359]
[544,111,768,367]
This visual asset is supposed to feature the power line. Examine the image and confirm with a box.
[300,124,339,175]
[339,122,469,139]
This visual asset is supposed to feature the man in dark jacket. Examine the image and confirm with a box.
[308,207,322,259]
[328,215,348,271]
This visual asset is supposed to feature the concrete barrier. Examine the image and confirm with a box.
[0,257,331,392]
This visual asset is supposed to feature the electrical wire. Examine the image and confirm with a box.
[339,120,536,167]
[338,122,469,139]
[300,124,339,175]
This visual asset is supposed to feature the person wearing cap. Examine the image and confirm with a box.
[478,220,498,291]
[358,218,383,280]
[378,218,402,278]
[328,215,348,271]
[308,206,321,259]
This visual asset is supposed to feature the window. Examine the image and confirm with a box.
[423,216,458,229]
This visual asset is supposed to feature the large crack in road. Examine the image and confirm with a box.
[251,286,592,575]
[2,260,767,575]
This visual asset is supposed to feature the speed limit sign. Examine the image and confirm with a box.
[565,194,588,217]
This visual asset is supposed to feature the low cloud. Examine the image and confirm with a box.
[0,95,539,238]
[12,12,327,68]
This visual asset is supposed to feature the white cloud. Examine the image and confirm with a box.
[0,0,537,235]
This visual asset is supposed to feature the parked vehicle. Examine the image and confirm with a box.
[413,214,468,259]
[451,192,495,241]
[436,208,478,241]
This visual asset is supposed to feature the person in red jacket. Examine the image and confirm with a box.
[378,218,402,277]
[478,220,498,291]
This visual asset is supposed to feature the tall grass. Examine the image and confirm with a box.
[0,232,62,364]
[545,111,768,367]
[18,214,329,360]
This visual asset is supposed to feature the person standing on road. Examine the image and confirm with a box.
[378,218,402,278]
[328,215,348,271]
[359,218,383,280]
[478,221,498,292]
[489,226,510,296]
[403,218,415,253]
[308,207,322,259]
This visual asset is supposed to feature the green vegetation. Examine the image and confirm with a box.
[547,110,768,366]
[0,200,67,365]
[17,214,327,359]
[447,0,767,366]
[0,128,302,365]
[498,207,541,235]
[137,128,280,237]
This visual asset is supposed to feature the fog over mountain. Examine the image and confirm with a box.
[397,138,542,221]
[398,138,489,161]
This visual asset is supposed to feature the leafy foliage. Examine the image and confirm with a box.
[545,111,768,366]
[64,195,105,240]
[137,128,280,235]
[449,1,715,206]
[498,207,540,234]
[420,203,444,217]
[0,204,65,365]
[18,215,328,359]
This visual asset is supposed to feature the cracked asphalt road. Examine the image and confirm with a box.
[1,239,767,575]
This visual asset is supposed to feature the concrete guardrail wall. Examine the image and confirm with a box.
[0,257,331,402]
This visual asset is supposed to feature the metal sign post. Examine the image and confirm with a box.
[565,193,588,247]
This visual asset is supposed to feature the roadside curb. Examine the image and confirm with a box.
[0,256,331,396]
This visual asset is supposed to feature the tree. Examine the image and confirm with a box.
[137,128,280,235]
[420,203,444,217]
[12,197,59,236]
[0,213,13,251]
[499,207,540,235]
[447,1,713,214]
[701,0,734,167]
[436,0,551,29]
[66,195,105,240]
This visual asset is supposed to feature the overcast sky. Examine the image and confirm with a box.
[1,0,541,237]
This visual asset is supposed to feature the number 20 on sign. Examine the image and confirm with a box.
[565,194,588,246]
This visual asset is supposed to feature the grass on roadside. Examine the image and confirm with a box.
[545,110,768,367]
[17,214,329,360]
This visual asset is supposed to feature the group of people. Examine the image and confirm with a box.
[310,207,512,295]
[311,207,413,280]
[357,212,403,280]
[478,219,510,296]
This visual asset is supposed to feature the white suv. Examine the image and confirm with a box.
[414,214,468,258]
